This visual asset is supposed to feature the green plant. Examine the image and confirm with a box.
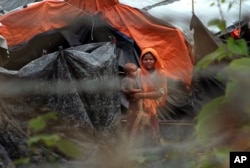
[194,1,250,167]
[14,112,83,166]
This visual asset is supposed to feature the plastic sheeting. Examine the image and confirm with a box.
[0,42,121,130]
[0,0,194,121]
[0,0,194,86]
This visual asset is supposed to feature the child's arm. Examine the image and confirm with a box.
[129,88,143,93]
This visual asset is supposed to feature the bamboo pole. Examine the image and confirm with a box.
[238,0,242,28]
[192,0,194,14]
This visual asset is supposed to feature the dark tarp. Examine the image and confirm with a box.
[0,42,121,130]
[0,41,124,159]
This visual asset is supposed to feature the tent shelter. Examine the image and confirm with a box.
[0,42,120,129]
[0,0,194,82]
[0,0,194,131]
[5,0,250,163]
[119,0,250,114]
[0,1,196,160]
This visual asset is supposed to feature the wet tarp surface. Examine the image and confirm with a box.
[0,42,121,130]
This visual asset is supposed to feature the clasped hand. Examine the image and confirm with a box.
[130,92,143,100]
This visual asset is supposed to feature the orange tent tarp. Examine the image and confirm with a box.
[102,4,194,85]
[0,0,194,85]
[65,0,194,85]
[0,0,85,47]
[65,0,118,14]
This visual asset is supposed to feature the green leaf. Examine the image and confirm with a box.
[228,2,233,10]
[38,112,57,121]
[228,57,250,72]
[220,57,250,82]
[227,38,248,56]
[199,147,230,168]
[208,19,226,32]
[195,52,219,70]
[213,147,230,160]
[195,44,226,71]
[210,2,215,6]
[28,112,57,133]
[214,44,228,61]
[28,118,46,133]
[195,96,225,138]
[55,139,83,159]
[14,157,30,165]
[207,19,220,27]
[28,134,60,146]
[130,155,147,164]
[224,81,237,100]
[220,57,250,103]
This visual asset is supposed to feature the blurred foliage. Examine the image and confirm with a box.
[195,42,250,165]
[194,1,250,167]
[15,112,83,166]
[208,18,226,32]
[196,38,249,71]
[28,112,57,133]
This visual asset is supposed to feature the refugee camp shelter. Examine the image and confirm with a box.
[1,0,249,165]
[0,0,194,131]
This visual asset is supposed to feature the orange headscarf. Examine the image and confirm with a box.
[140,48,167,115]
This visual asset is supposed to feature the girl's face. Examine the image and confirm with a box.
[142,52,156,71]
